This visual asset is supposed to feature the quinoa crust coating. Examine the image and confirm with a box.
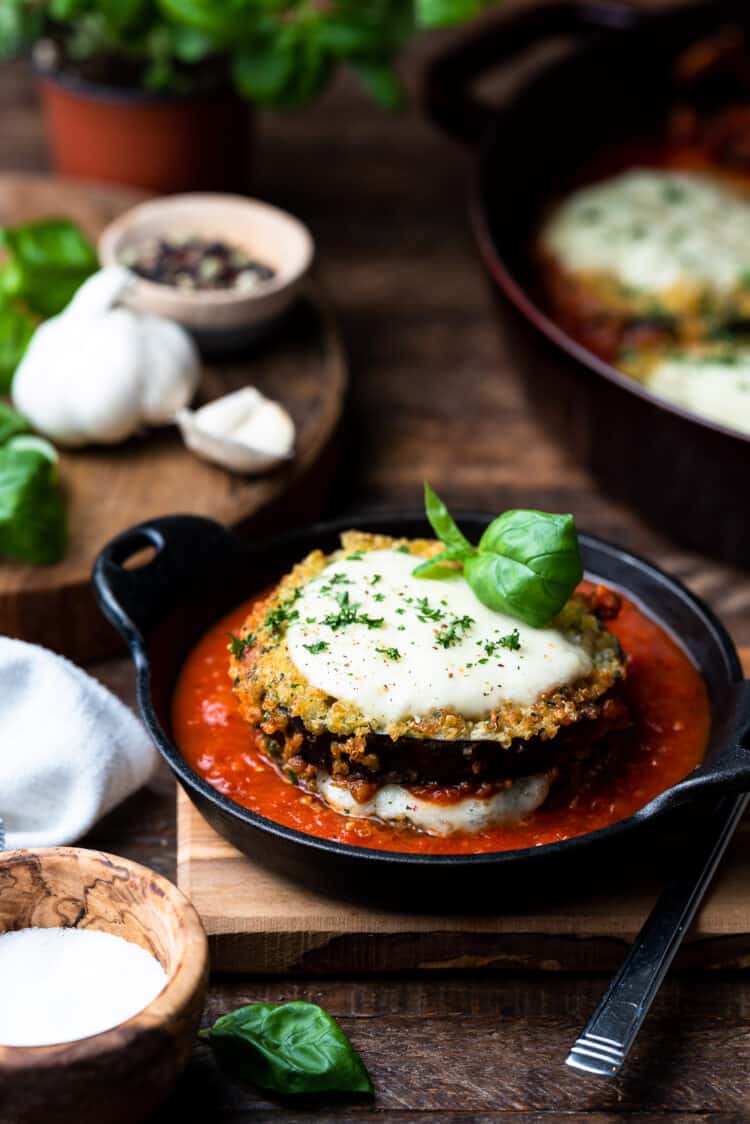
[229,533,626,776]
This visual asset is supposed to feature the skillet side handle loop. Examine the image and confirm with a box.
[92,515,245,651]
[423,0,643,146]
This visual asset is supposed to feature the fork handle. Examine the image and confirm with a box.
[566,791,750,1077]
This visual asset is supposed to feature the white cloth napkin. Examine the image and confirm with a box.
[0,638,157,850]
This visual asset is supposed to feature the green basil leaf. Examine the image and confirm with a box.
[423,482,475,557]
[231,39,297,103]
[348,58,404,110]
[416,0,494,27]
[0,219,98,316]
[467,510,582,626]
[0,402,29,446]
[200,1000,373,1096]
[412,546,467,579]
[156,0,237,38]
[0,446,66,565]
[0,301,35,392]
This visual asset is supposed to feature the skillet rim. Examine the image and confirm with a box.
[110,510,744,871]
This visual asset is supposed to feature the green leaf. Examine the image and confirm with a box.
[411,546,467,578]
[415,493,582,627]
[0,301,35,392]
[156,0,242,39]
[0,219,98,316]
[423,482,475,556]
[0,0,45,56]
[200,1001,373,1096]
[348,58,404,110]
[231,39,297,103]
[0,446,66,565]
[0,402,29,446]
[466,510,583,626]
[416,0,494,28]
[171,24,215,62]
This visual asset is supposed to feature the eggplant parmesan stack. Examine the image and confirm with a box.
[230,532,630,835]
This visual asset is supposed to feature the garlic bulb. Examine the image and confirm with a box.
[11,267,201,448]
[176,387,295,474]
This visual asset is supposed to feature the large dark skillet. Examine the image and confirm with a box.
[426,0,750,566]
[94,513,750,907]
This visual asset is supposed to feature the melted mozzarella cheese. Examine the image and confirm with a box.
[541,169,750,296]
[646,350,750,435]
[317,770,551,835]
[286,549,592,728]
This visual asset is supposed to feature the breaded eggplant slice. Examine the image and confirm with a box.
[230,532,627,785]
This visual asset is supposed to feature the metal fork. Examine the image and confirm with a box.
[566,791,749,1077]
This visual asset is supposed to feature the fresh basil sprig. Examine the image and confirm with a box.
[414,484,583,628]
[200,1000,373,1096]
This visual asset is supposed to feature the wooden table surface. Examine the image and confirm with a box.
[3,4,750,1117]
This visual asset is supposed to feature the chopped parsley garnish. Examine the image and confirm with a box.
[435,613,474,648]
[397,545,410,554]
[414,596,444,622]
[346,549,364,561]
[373,592,385,602]
[228,632,254,658]
[322,590,383,631]
[370,574,382,585]
[264,589,302,639]
[480,629,521,657]
[376,646,401,661]
[320,571,352,594]
[303,640,328,654]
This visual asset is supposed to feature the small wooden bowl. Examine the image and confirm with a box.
[0,847,209,1124]
[98,192,314,352]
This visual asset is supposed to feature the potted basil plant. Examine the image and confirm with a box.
[1,0,498,193]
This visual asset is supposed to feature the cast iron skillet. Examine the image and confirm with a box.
[425,0,750,566]
[94,513,750,906]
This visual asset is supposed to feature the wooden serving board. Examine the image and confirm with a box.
[176,654,750,976]
[0,174,347,663]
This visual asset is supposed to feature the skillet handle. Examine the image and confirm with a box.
[424,0,643,146]
[92,515,246,654]
[644,680,750,815]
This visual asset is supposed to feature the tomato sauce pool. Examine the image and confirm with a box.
[172,584,710,854]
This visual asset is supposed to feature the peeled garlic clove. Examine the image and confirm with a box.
[176,387,295,475]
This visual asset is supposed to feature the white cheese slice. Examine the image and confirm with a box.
[646,350,750,435]
[541,168,750,297]
[286,549,592,728]
[317,770,551,835]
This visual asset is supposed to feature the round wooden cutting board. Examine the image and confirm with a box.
[0,175,348,661]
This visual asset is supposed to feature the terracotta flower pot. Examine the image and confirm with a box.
[37,71,251,193]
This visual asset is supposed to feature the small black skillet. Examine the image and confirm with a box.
[93,513,750,907]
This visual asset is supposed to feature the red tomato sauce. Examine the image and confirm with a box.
[172,584,710,854]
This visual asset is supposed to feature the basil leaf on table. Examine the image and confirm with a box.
[0,446,66,565]
[0,301,35,392]
[200,1000,373,1096]
[0,218,98,316]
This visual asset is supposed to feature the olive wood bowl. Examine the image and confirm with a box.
[0,847,209,1124]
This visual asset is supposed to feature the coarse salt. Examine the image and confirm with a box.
[0,927,168,1047]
